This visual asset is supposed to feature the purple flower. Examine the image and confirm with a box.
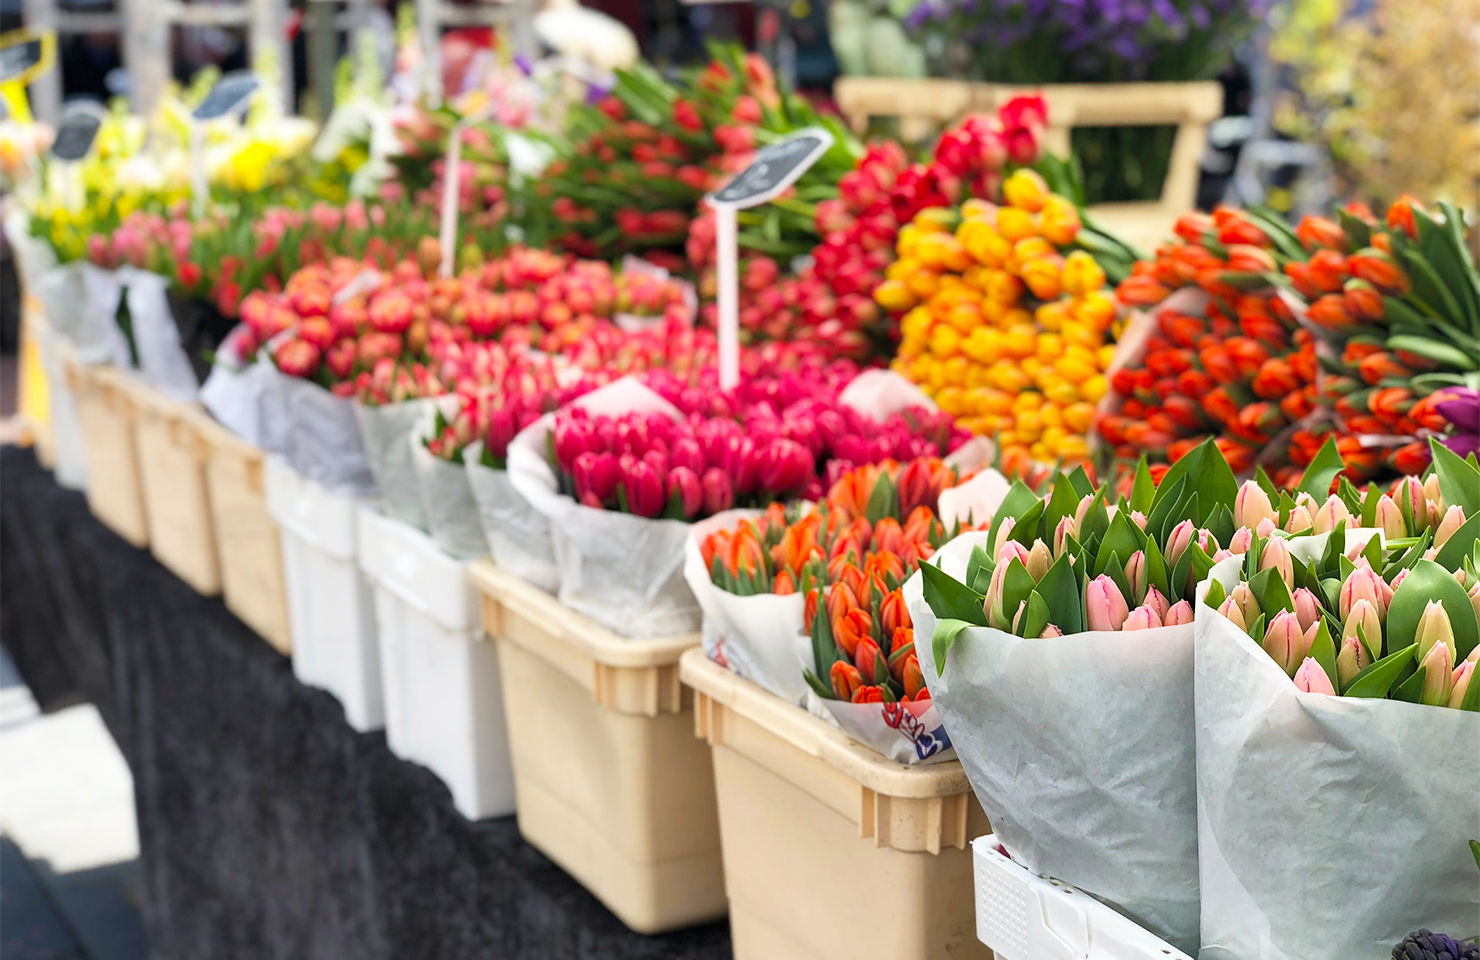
[1436,387,1480,459]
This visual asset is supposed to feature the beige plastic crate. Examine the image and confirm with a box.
[680,649,992,960]
[193,414,291,654]
[132,387,222,595]
[834,77,1222,250]
[468,561,726,933]
[65,359,149,548]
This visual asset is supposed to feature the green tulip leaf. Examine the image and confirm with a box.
[920,560,988,627]
[1145,475,1186,544]
[1254,463,1279,501]
[1388,559,1479,662]
[1001,559,1037,624]
[1361,483,1380,529]
[1320,576,1342,612]
[1246,613,1266,645]
[1435,514,1480,573]
[1384,529,1433,581]
[803,668,835,700]
[1078,495,1111,551]
[1430,437,1480,516]
[1045,473,1082,540]
[1037,552,1083,634]
[1010,498,1048,549]
[1320,521,1349,575]
[1203,578,1227,612]
[932,618,974,672]
[1066,465,1096,498]
[1470,839,1480,867]
[1130,456,1156,515]
[1020,592,1050,639]
[1296,438,1347,501]
[1390,663,1426,704]
[1095,511,1142,578]
[987,481,1040,553]
[1463,671,1480,712]
[1145,536,1171,601]
[1339,209,1373,250]
[865,471,898,525]
[1344,643,1417,698]
[1308,620,1339,692]
[1207,503,1235,553]
[1255,566,1296,617]
[965,544,991,594]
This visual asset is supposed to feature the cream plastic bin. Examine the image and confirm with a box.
[974,836,1193,960]
[360,508,514,821]
[469,561,725,933]
[134,389,222,595]
[681,649,991,960]
[265,457,382,731]
[66,360,149,548]
[194,416,291,654]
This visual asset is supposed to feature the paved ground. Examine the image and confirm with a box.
[0,648,149,960]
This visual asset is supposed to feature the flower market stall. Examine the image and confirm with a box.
[1,16,1477,960]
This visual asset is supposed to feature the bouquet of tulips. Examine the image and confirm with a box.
[882,170,1135,469]
[903,437,1361,952]
[685,457,1001,717]
[1194,437,1479,960]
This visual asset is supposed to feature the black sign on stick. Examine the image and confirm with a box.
[193,73,259,121]
[51,108,103,161]
[709,128,835,210]
[0,35,45,85]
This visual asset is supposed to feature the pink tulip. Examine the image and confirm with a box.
[1434,505,1466,547]
[1229,582,1262,625]
[1374,494,1406,539]
[1142,587,1170,623]
[1165,519,1196,566]
[1234,481,1277,529]
[701,467,734,515]
[1129,510,1148,530]
[1336,633,1370,689]
[667,466,703,520]
[621,459,665,518]
[1449,661,1475,709]
[1052,516,1075,558]
[1284,504,1314,534]
[1039,624,1063,638]
[759,438,814,498]
[1292,587,1321,633]
[1263,611,1312,676]
[486,406,520,460]
[1164,600,1194,626]
[1339,562,1388,621]
[1292,657,1336,695]
[670,436,707,475]
[1419,640,1455,706]
[1259,537,1294,586]
[573,451,619,505]
[721,436,760,496]
[984,559,1013,630]
[1217,595,1247,632]
[1228,527,1254,556]
[1414,600,1457,662]
[1391,476,1427,531]
[274,338,321,378]
[1025,541,1052,581]
[1123,604,1162,631]
[1341,598,1383,660]
[997,540,1030,568]
[1312,495,1351,534]
[1124,551,1148,604]
[1086,576,1130,632]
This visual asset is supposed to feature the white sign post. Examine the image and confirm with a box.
[189,73,260,219]
[706,127,834,390]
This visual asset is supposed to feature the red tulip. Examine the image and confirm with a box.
[667,466,703,520]
[273,338,320,378]
[573,451,618,506]
[701,467,734,515]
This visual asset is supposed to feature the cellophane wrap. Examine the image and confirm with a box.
[464,440,559,593]
[1195,533,1479,960]
[905,531,1200,953]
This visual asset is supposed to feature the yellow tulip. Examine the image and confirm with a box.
[1061,251,1107,297]
[1021,256,1065,301]
[1080,374,1109,403]
[996,206,1040,242]
[1002,169,1049,213]
[1064,402,1097,433]
[1039,194,1082,246]
[874,279,916,312]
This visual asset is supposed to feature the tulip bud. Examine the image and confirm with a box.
[1234,481,1278,530]
[621,460,666,518]
[1162,600,1191,625]
[1414,600,1457,662]
[1256,518,1278,538]
[991,518,1016,562]
[1229,582,1262,626]
[1130,510,1149,531]
[1124,550,1148,603]
[1166,519,1196,566]
[998,540,1031,568]
[1434,505,1466,547]
[1196,529,1220,555]
[1026,540,1053,581]
[1052,516,1075,559]
[1288,587,1320,633]
[667,466,703,520]
[1228,527,1254,556]
[1284,505,1314,534]
[830,660,864,701]
[1339,562,1388,621]
[1123,604,1162,631]
[1342,598,1383,661]
[701,467,734,515]
[1212,549,1234,562]
[1312,495,1352,534]
[1450,661,1475,709]
[985,560,1013,630]
[1423,474,1444,513]
[1374,494,1406,539]
[1086,575,1130,632]
[1217,595,1247,632]
[1391,476,1428,532]
[1471,581,1480,628]
[1039,624,1064,638]
[1072,494,1094,535]
[1293,657,1337,695]
[1336,633,1371,688]
[1259,537,1294,586]
[573,451,618,505]
[1144,587,1171,623]
[553,416,596,471]
[1419,640,1455,706]
[1263,611,1313,676]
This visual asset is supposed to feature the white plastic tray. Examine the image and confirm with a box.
[359,506,515,821]
[974,836,1194,960]
[266,456,384,731]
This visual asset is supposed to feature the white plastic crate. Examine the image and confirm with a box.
[358,506,516,821]
[265,456,384,731]
[38,331,89,490]
[974,836,1194,960]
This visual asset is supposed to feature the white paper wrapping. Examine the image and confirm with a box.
[121,268,199,401]
[32,262,130,366]
[682,510,808,703]
[409,409,488,560]
[3,209,56,294]
[199,327,274,445]
[1195,535,1480,960]
[816,697,956,765]
[356,398,439,530]
[936,466,1010,529]
[904,531,1200,953]
[464,441,559,593]
[256,366,377,498]
[838,367,938,417]
[36,328,89,490]
[507,377,699,638]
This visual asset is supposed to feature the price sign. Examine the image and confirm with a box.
[193,73,259,121]
[707,127,834,389]
[51,105,104,162]
[0,30,56,125]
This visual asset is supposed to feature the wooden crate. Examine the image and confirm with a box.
[834,78,1223,250]
[65,360,150,548]
[133,387,223,595]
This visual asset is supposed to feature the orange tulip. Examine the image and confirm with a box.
[825,464,880,518]
[772,516,824,575]
[1386,195,1421,239]
[1296,215,1346,252]
[727,527,767,579]
[1306,293,1357,332]
[1358,352,1412,386]
[902,654,927,700]
[852,685,885,704]
[880,589,912,637]
[1117,274,1172,306]
[804,588,820,630]
[1306,249,1350,293]
[872,517,905,556]
[866,551,908,589]
[826,579,860,623]
[1348,249,1409,294]
[774,569,797,595]
[854,636,885,684]
[830,660,863,700]
[834,608,875,658]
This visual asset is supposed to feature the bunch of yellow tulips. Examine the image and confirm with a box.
[876,170,1119,466]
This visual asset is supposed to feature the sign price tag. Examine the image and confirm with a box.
[193,73,260,121]
[51,105,105,162]
[0,30,56,125]
[706,127,834,389]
